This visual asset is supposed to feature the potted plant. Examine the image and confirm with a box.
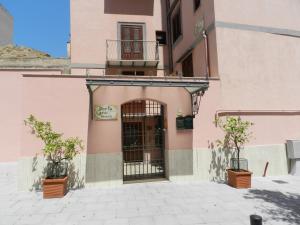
[25,115,83,198]
[215,116,253,189]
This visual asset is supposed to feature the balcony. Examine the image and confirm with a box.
[106,40,159,67]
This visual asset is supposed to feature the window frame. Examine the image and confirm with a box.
[122,71,145,76]
[156,31,167,45]
[182,53,194,77]
[117,22,146,60]
[171,4,182,45]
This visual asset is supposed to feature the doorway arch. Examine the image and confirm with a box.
[121,99,165,181]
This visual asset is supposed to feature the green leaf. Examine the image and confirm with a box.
[214,116,254,169]
[24,115,83,166]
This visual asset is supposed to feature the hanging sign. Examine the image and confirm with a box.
[94,105,118,120]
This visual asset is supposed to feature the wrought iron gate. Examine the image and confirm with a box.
[121,100,165,181]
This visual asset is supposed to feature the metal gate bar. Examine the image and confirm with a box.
[122,100,165,181]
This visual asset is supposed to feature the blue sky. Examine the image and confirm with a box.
[0,0,70,58]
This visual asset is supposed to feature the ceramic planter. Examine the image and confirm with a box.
[227,169,252,189]
[43,176,68,199]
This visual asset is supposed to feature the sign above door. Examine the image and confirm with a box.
[94,105,118,120]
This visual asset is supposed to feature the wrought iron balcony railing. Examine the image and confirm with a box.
[106,40,159,67]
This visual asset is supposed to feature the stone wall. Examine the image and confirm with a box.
[0,58,70,73]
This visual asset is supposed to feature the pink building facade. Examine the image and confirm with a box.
[1,0,300,190]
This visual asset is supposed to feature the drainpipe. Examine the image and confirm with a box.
[166,0,174,74]
[86,84,94,120]
[202,30,210,79]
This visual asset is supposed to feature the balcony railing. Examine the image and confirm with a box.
[106,40,159,67]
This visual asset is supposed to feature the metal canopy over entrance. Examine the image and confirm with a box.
[122,100,165,181]
[86,76,209,116]
[86,77,208,88]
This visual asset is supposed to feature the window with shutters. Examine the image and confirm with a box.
[121,25,143,60]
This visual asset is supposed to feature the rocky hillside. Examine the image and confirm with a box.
[0,45,51,59]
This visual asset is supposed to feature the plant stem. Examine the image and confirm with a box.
[234,139,240,171]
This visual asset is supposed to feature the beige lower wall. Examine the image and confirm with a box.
[85,152,123,187]
[166,149,194,181]
[18,152,123,191]
[243,145,289,177]
[18,154,87,191]
[193,144,289,182]
[17,144,289,190]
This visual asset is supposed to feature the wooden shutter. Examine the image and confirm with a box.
[121,25,143,60]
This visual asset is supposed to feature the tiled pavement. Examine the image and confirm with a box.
[1,163,300,225]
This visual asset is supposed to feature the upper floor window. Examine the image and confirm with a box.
[122,71,145,76]
[194,0,201,11]
[172,7,182,44]
[182,53,194,77]
[156,31,167,45]
[120,25,144,60]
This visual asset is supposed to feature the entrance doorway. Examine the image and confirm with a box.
[121,100,165,181]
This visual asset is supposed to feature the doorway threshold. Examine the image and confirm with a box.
[123,178,169,184]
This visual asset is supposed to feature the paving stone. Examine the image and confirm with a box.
[116,208,139,218]
[153,214,181,225]
[43,213,72,224]
[79,221,105,225]
[103,218,129,225]
[138,206,161,216]
[17,214,47,225]
[128,216,154,225]
[1,163,300,225]
[176,213,205,225]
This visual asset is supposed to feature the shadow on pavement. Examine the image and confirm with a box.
[244,189,300,224]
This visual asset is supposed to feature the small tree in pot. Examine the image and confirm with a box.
[215,116,253,188]
[25,115,83,198]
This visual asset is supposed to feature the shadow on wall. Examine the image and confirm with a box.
[31,157,85,191]
[31,156,47,191]
[209,143,236,183]
[244,189,300,224]
[68,162,85,190]
[104,0,154,16]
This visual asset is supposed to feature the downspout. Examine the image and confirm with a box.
[202,30,210,79]
[86,84,94,120]
[166,0,174,74]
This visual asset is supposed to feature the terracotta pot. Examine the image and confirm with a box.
[227,169,252,189]
[43,176,68,199]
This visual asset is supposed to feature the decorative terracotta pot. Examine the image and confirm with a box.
[227,169,252,189]
[43,176,68,199]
